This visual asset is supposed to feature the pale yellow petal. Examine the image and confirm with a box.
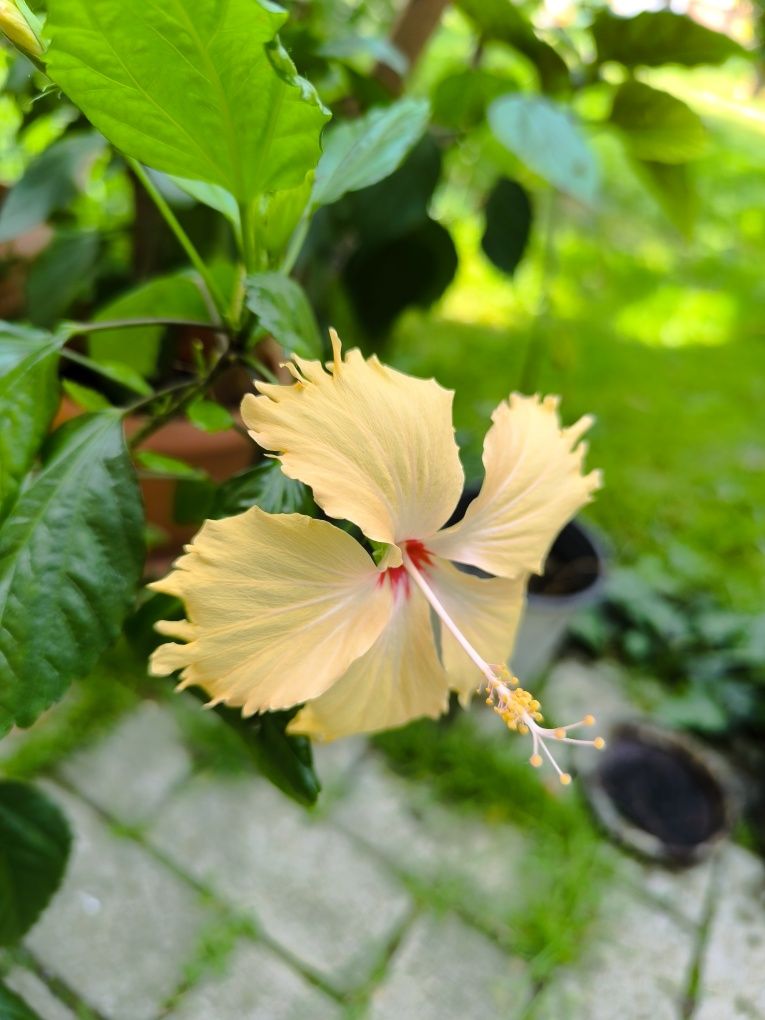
[241,330,464,545]
[149,508,393,714]
[424,557,526,705]
[429,394,601,579]
[288,585,449,741]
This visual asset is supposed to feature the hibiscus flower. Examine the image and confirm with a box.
[150,331,604,782]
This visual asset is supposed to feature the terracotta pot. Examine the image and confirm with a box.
[54,396,255,568]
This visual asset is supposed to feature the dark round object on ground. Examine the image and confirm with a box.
[586,724,733,866]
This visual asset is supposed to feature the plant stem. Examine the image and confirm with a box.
[242,354,279,385]
[128,159,228,323]
[519,189,558,394]
[239,201,257,274]
[67,317,222,335]
[281,215,311,275]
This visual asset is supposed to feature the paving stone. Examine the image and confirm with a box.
[369,912,530,1020]
[25,783,212,1020]
[533,888,694,1020]
[331,757,527,929]
[311,736,367,800]
[58,701,192,825]
[4,968,76,1020]
[695,845,765,1020]
[167,941,343,1020]
[620,850,716,929]
[148,774,412,991]
[541,659,639,735]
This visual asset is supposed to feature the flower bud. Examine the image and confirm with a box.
[0,0,43,59]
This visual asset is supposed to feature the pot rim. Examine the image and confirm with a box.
[583,720,739,867]
[526,517,608,608]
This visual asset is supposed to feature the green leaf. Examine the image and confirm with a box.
[610,81,707,164]
[88,271,214,378]
[319,34,408,76]
[481,177,533,276]
[432,68,517,131]
[81,359,152,397]
[592,10,745,68]
[0,781,72,945]
[0,132,104,242]
[26,230,100,327]
[61,379,110,411]
[167,176,241,230]
[455,0,569,92]
[0,413,144,734]
[343,217,458,337]
[186,398,235,434]
[336,135,442,247]
[0,324,63,519]
[45,0,329,203]
[246,273,322,359]
[135,450,207,481]
[259,175,314,261]
[488,94,599,204]
[0,982,44,1019]
[637,160,697,237]
[212,459,314,519]
[312,99,430,209]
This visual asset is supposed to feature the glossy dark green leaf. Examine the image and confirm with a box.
[0,324,62,519]
[0,981,44,1019]
[488,94,599,204]
[481,177,533,276]
[592,10,745,68]
[312,98,430,208]
[212,459,315,519]
[26,230,100,327]
[46,0,329,203]
[431,68,517,131]
[246,273,323,359]
[343,217,457,337]
[610,81,707,164]
[455,0,569,92]
[0,133,104,242]
[0,413,144,734]
[0,781,72,945]
[88,271,214,378]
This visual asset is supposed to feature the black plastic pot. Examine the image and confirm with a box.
[584,722,737,866]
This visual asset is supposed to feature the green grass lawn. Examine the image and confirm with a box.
[390,67,765,611]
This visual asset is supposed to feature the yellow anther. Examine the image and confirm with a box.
[554,727,565,740]
[518,723,528,735]
[530,753,543,768]
[593,737,606,750]
[584,714,596,726]
[560,773,572,786]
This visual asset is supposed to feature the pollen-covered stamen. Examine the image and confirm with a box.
[402,550,605,783]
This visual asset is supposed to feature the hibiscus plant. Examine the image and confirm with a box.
[0,0,616,953]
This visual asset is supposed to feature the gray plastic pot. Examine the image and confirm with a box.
[511,518,606,682]
[445,490,606,683]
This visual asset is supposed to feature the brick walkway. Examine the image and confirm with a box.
[2,661,764,1019]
